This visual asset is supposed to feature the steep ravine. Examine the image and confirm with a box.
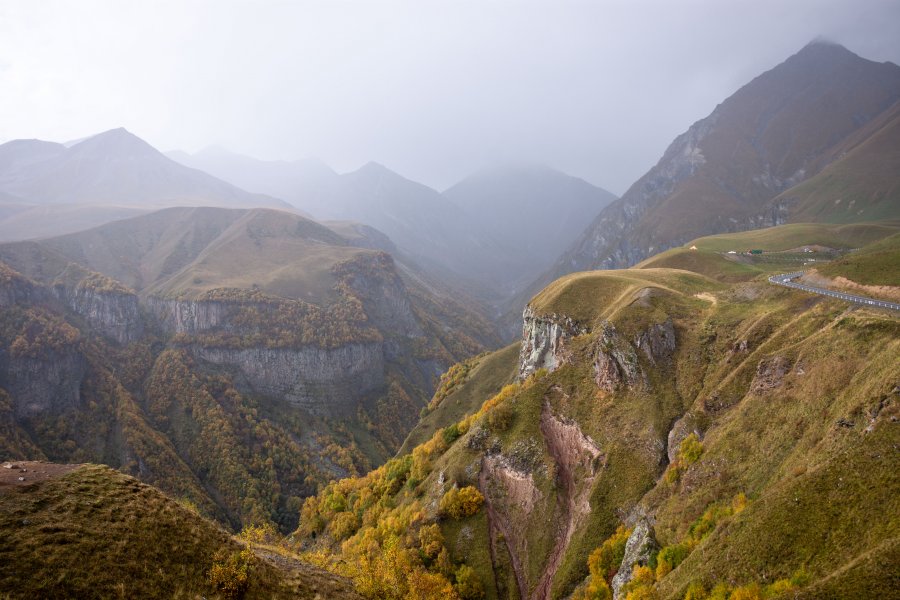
[534,399,603,600]
[480,392,605,600]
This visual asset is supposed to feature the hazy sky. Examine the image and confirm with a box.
[2,0,899,194]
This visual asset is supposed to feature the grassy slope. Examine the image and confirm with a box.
[688,221,900,253]
[775,100,900,224]
[399,343,520,454]
[12,206,365,304]
[817,232,900,286]
[293,233,900,600]
[146,209,365,302]
[0,464,361,599]
[637,222,900,284]
[528,268,719,324]
[649,301,900,598]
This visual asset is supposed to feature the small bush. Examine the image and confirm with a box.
[678,433,704,465]
[655,543,689,579]
[454,564,485,599]
[683,581,706,600]
[443,424,462,445]
[439,486,484,519]
[588,525,632,583]
[487,401,516,432]
[418,523,444,559]
[729,583,763,600]
[327,511,360,541]
[208,548,253,600]
[238,522,278,545]
[573,578,612,600]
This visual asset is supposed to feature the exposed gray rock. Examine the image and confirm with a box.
[634,318,676,363]
[2,348,86,418]
[611,519,659,599]
[145,297,232,334]
[192,342,384,416]
[750,355,792,394]
[55,284,142,344]
[518,306,588,380]
[338,253,423,340]
[594,322,642,393]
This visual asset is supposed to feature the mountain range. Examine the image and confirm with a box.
[1,39,899,600]
[170,149,617,295]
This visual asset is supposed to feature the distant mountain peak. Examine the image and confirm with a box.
[70,127,160,158]
[791,38,859,63]
[804,35,843,48]
[356,160,391,174]
[349,161,404,183]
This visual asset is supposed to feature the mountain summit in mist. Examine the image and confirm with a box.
[541,41,900,281]
[0,128,290,241]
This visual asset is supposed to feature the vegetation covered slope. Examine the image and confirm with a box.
[771,100,900,224]
[636,222,900,283]
[0,207,499,535]
[0,463,361,599]
[291,241,899,600]
[817,232,900,287]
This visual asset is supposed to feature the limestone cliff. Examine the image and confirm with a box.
[518,306,588,380]
[54,283,143,344]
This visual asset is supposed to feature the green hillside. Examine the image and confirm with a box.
[637,222,900,284]
[291,238,899,600]
[688,222,900,253]
[817,232,900,286]
[775,100,900,224]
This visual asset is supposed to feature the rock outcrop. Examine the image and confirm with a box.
[518,306,588,380]
[634,318,676,363]
[479,453,541,600]
[594,322,642,393]
[750,356,792,394]
[611,519,659,599]
[667,412,702,464]
[335,252,423,341]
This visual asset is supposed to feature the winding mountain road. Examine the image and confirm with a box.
[768,272,900,312]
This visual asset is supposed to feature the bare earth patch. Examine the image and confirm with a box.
[801,270,900,302]
[694,292,718,304]
[0,461,81,493]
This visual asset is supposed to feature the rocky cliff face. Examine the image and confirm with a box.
[518,306,588,380]
[144,296,231,334]
[192,343,384,415]
[611,519,659,599]
[635,318,676,364]
[1,348,86,419]
[337,252,423,340]
[594,322,643,393]
[55,284,142,344]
